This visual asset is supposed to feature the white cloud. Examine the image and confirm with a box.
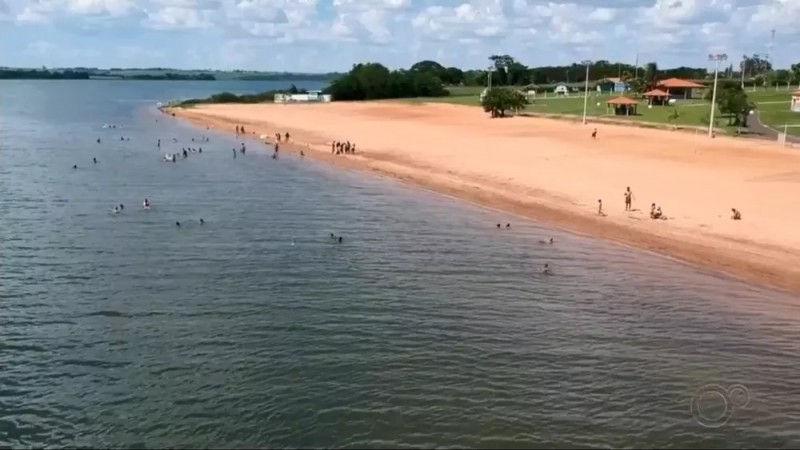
[6,0,800,71]
[143,6,214,29]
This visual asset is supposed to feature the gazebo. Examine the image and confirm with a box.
[656,78,704,99]
[606,97,639,116]
[791,89,800,113]
[642,88,670,106]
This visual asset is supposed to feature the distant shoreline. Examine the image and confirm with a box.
[165,102,800,296]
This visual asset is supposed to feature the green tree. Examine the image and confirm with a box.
[715,85,755,127]
[327,62,448,101]
[480,87,528,118]
[790,62,800,84]
[644,62,659,90]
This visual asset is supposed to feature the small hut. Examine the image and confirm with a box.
[642,88,670,106]
[606,97,639,116]
[791,89,800,113]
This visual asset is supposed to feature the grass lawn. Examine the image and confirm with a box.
[405,85,800,136]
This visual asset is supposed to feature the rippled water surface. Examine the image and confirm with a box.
[2,80,800,449]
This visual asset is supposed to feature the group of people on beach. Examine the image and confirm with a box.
[593,185,742,223]
[332,141,356,155]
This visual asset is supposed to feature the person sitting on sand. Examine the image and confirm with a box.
[731,208,742,220]
[650,203,657,219]
[653,207,664,220]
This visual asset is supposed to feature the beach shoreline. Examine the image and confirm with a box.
[165,102,800,296]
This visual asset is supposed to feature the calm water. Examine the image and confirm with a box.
[2,80,800,449]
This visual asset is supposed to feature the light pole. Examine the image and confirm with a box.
[487,65,493,90]
[581,60,592,125]
[740,55,747,89]
[708,53,727,138]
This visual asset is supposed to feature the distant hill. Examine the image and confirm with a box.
[0,67,344,81]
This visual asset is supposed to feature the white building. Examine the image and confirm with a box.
[274,90,331,104]
[554,84,569,96]
[792,90,800,113]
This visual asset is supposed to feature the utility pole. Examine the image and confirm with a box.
[708,54,727,138]
[582,60,592,125]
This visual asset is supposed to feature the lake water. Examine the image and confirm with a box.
[2,79,800,449]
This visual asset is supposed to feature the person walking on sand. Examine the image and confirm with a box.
[624,186,634,211]
[285,132,290,142]
[591,128,597,139]
[597,199,606,216]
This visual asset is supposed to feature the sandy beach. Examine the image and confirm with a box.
[168,102,800,295]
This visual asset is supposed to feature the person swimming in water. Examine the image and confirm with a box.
[542,264,551,275]
[176,221,181,227]
[338,236,343,243]
[112,206,120,214]
[330,233,335,239]
[200,218,205,225]
[93,157,97,164]
[73,164,78,169]
[143,198,150,209]
[538,238,554,245]
[119,204,124,211]
[506,223,511,229]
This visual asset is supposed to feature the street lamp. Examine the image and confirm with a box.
[708,53,727,138]
[740,54,747,90]
[581,60,592,125]
[487,65,495,90]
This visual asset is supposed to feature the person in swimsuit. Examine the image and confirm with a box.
[73,164,78,169]
[731,208,742,220]
[542,264,551,275]
[591,128,597,139]
[597,199,605,216]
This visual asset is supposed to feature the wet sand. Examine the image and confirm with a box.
[166,102,800,295]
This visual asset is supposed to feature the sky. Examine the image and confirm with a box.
[0,0,798,72]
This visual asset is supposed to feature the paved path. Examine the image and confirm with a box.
[750,111,800,144]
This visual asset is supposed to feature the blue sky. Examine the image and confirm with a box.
[1,0,798,72]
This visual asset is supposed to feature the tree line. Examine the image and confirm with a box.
[325,62,449,101]
[0,69,90,79]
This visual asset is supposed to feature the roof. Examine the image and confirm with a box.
[642,88,670,97]
[598,77,624,83]
[657,78,704,88]
[607,96,639,105]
